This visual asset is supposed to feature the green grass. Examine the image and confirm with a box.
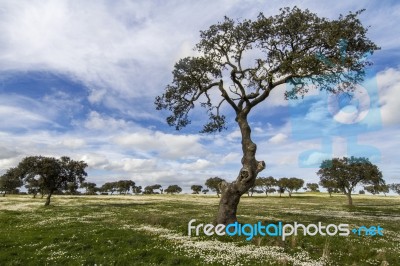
[0,193,399,265]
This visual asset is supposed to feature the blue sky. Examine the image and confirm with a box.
[0,0,399,192]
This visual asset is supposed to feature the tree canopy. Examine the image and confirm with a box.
[0,168,23,197]
[277,177,304,197]
[205,177,225,197]
[164,185,182,194]
[191,185,203,194]
[155,7,379,133]
[317,157,384,205]
[15,156,88,205]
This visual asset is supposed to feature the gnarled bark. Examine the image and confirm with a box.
[216,114,265,225]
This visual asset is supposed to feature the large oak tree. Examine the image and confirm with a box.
[155,7,379,224]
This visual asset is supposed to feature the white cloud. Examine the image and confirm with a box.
[0,105,53,129]
[80,153,109,169]
[377,68,400,125]
[268,133,288,144]
[181,159,213,171]
[113,131,204,159]
[61,138,86,149]
[106,158,157,173]
[84,111,133,131]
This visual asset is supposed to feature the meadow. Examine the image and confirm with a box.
[0,193,399,266]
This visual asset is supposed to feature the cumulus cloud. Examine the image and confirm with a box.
[377,68,400,125]
[113,131,205,159]
[181,159,213,171]
[268,133,288,144]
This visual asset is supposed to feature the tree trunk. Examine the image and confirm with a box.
[45,193,52,206]
[2,192,5,197]
[215,114,265,225]
[346,192,353,206]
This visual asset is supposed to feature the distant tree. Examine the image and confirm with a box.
[364,184,389,196]
[202,189,209,194]
[205,177,225,197]
[306,183,320,192]
[317,157,384,205]
[81,182,98,195]
[257,176,277,196]
[132,185,142,194]
[165,185,182,194]
[0,168,23,197]
[143,184,163,194]
[278,177,304,197]
[389,183,400,195]
[25,177,42,198]
[191,185,203,194]
[143,186,154,194]
[151,184,163,194]
[116,180,135,195]
[267,188,276,194]
[319,179,340,197]
[359,190,365,194]
[100,182,118,195]
[65,181,79,195]
[15,156,87,205]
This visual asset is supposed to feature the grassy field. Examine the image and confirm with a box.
[0,193,399,266]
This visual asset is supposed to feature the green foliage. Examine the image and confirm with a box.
[164,185,182,194]
[317,157,384,205]
[306,183,320,192]
[205,177,225,196]
[0,168,23,196]
[390,183,400,195]
[364,184,389,195]
[81,182,98,195]
[13,156,88,205]
[156,7,379,133]
[191,185,203,194]
[143,184,163,194]
[277,177,304,197]
[256,176,277,196]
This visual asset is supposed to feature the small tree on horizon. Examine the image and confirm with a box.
[165,185,182,194]
[306,183,320,192]
[317,157,384,205]
[205,177,225,197]
[257,176,277,196]
[389,183,400,195]
[279,177,304,197]
[191,185,203,194]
